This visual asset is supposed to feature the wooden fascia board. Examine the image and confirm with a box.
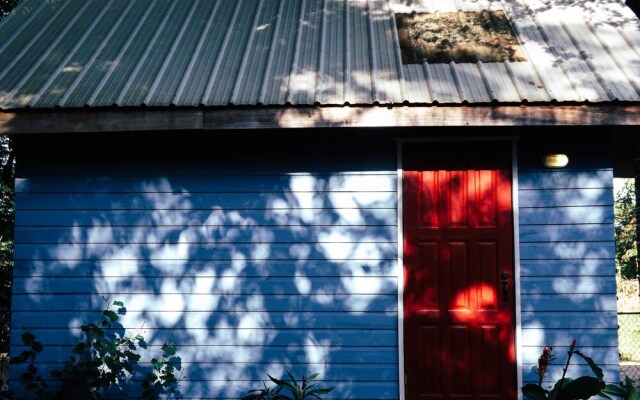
[1,105,639,133]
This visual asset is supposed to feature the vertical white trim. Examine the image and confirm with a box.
[511,139,524,400]
[396,141,406,400]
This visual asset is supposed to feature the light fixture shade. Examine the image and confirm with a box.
[543,154,569,168]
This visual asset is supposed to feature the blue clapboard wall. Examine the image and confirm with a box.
[10,134,400,399]
[517,139,619,386]
[10,134,621,397]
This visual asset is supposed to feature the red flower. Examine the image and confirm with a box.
[537,346,553,385]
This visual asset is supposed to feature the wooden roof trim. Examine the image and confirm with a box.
[1,104,639,133]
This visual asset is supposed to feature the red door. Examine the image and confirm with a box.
[403,142,516,400]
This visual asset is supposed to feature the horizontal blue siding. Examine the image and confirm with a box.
[520,260,615,277]
[519,224,614,242]
[14,173,397,193]
[13,259,397,277]
[517,139,618,387]
[13,242,397,260]
[15,226,398,243]
[521,312,618,328]
[10,344,399,363]
[10,140,400,399]
[14,192,396,210]
[15,209,398,226]
[519,206,614,224]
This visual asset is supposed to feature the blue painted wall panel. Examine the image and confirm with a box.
[10,136,400,399]
[10,135,622,397]
[517,138,619,388]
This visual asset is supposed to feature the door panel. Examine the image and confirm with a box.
[403,142,516,400]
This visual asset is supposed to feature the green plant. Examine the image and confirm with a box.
[242,370,333,400]
[241,381,287,400]
[522,340,639,400]
[9,299,181,399]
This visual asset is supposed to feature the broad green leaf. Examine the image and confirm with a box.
[50,370,63,379]
[269,374,295,392]
[558,376,605,400]
[308,388,333,395]
[122,363,133,374]
[573,350,604,381]
[31,341,43,353]
[21,331,36,346]
[124,350,141,362]
[113,301,124,307]
[103,310,119,323]
[162,343,177,356]
[74,342,86,355]
[626,377,640,400]
[522,384,548,400]
[601,383,626,398]
[285,370,298,386]
[19,372,33,385]
[549,378,572,400]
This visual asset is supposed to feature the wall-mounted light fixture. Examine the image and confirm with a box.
[542,153,569,168]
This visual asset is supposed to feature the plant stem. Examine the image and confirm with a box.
[557,340,577,396]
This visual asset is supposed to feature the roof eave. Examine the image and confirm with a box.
[1,103,639,134]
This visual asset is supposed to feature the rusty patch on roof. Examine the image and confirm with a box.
[396,10,528,64]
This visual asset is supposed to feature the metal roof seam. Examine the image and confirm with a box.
[58,1,138,107]
[387,0,407,102]
[589,21,640,97]
[230,0,268,105]
[0,0,46,58]
[613,25,640,64]
[547,16,609,102]
[447,63,463,103]
[317,0,330,104]
[421,61,435,103]
[202,0,245,105]
[144,0,202,106]
[515,0,580,101]
[86,0,162,107]
[27,0,111,109]
[0,1,71,87]
[114,2,171,107]
[172,0,222,106]
[285,0,308,105]
[367,0,380,102]
[498,0,554,101]
[258,0,287,105]
[561,18,627,101]
[344,0,353,103]
[503,61,531,102]
[477,62,498,102]
[1,0,92,108]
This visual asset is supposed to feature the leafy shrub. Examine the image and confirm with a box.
[522,340,639,400]
[242,370,333,400]
[8,299,181,399]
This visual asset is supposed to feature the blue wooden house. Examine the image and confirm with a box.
[1,0,639,398]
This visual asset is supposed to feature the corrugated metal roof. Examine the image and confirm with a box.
[0,0,639,109]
